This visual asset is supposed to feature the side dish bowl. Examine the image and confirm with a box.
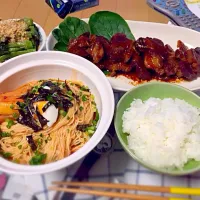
[115,82,200,175]
[34,22,46,51]
[0,51,114,174]
[0,19,46,65]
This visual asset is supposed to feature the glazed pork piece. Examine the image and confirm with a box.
[68,33,200,81]
[68,33,135,74]
[68,32,90,58]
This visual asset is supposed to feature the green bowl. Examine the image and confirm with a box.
[115,82,200,175]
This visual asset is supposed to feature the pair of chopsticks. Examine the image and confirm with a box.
[49,181,200,200]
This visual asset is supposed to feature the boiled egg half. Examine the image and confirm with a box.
[33,101,58,127]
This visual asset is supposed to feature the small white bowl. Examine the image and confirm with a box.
[46,28,57,51]
[0,51,114,175]
[0,19,46,52]
[35,22,46,51]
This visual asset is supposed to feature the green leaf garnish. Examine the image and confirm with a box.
[89,11,135,40]
[53,17,90,51]
[54,42,67,52]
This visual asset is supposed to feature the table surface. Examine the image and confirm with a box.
[1,2,193,200]
[0,0,168,34]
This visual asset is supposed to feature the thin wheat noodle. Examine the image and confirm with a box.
[0,80,97,164]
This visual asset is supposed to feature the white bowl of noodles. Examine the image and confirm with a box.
[0,51,114,174]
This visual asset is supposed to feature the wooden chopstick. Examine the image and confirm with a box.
[49,186,191,200]
[52,181,200,196]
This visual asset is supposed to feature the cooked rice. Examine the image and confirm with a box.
[122,98,200,168]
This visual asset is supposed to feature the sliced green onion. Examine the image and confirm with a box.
[10,104,15,109]
[0,132,11,137]
[82,95,87,102]
[5,119,15,129]
[12,113,19,119]
[59,109,67,117]
[2,152,12,158]
[79,106,84,111]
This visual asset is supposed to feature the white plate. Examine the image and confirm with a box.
[0,51,114,174]
[46,20,200,92]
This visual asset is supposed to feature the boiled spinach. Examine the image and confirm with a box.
[89,11,135,40]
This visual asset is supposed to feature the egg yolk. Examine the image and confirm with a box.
[33,101,48,114]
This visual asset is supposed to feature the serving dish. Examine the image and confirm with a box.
[0,51,114,174]
[46,20,200,92]
[115,82,200,175]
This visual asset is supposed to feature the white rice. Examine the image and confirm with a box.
[122,98,200,169]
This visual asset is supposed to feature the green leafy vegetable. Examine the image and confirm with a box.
[89,11,135,40]
[54,42,67,52]
[52,29,64,43]
[29,152,47,165]
[53,17,90,51]
[18,145,22,149]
